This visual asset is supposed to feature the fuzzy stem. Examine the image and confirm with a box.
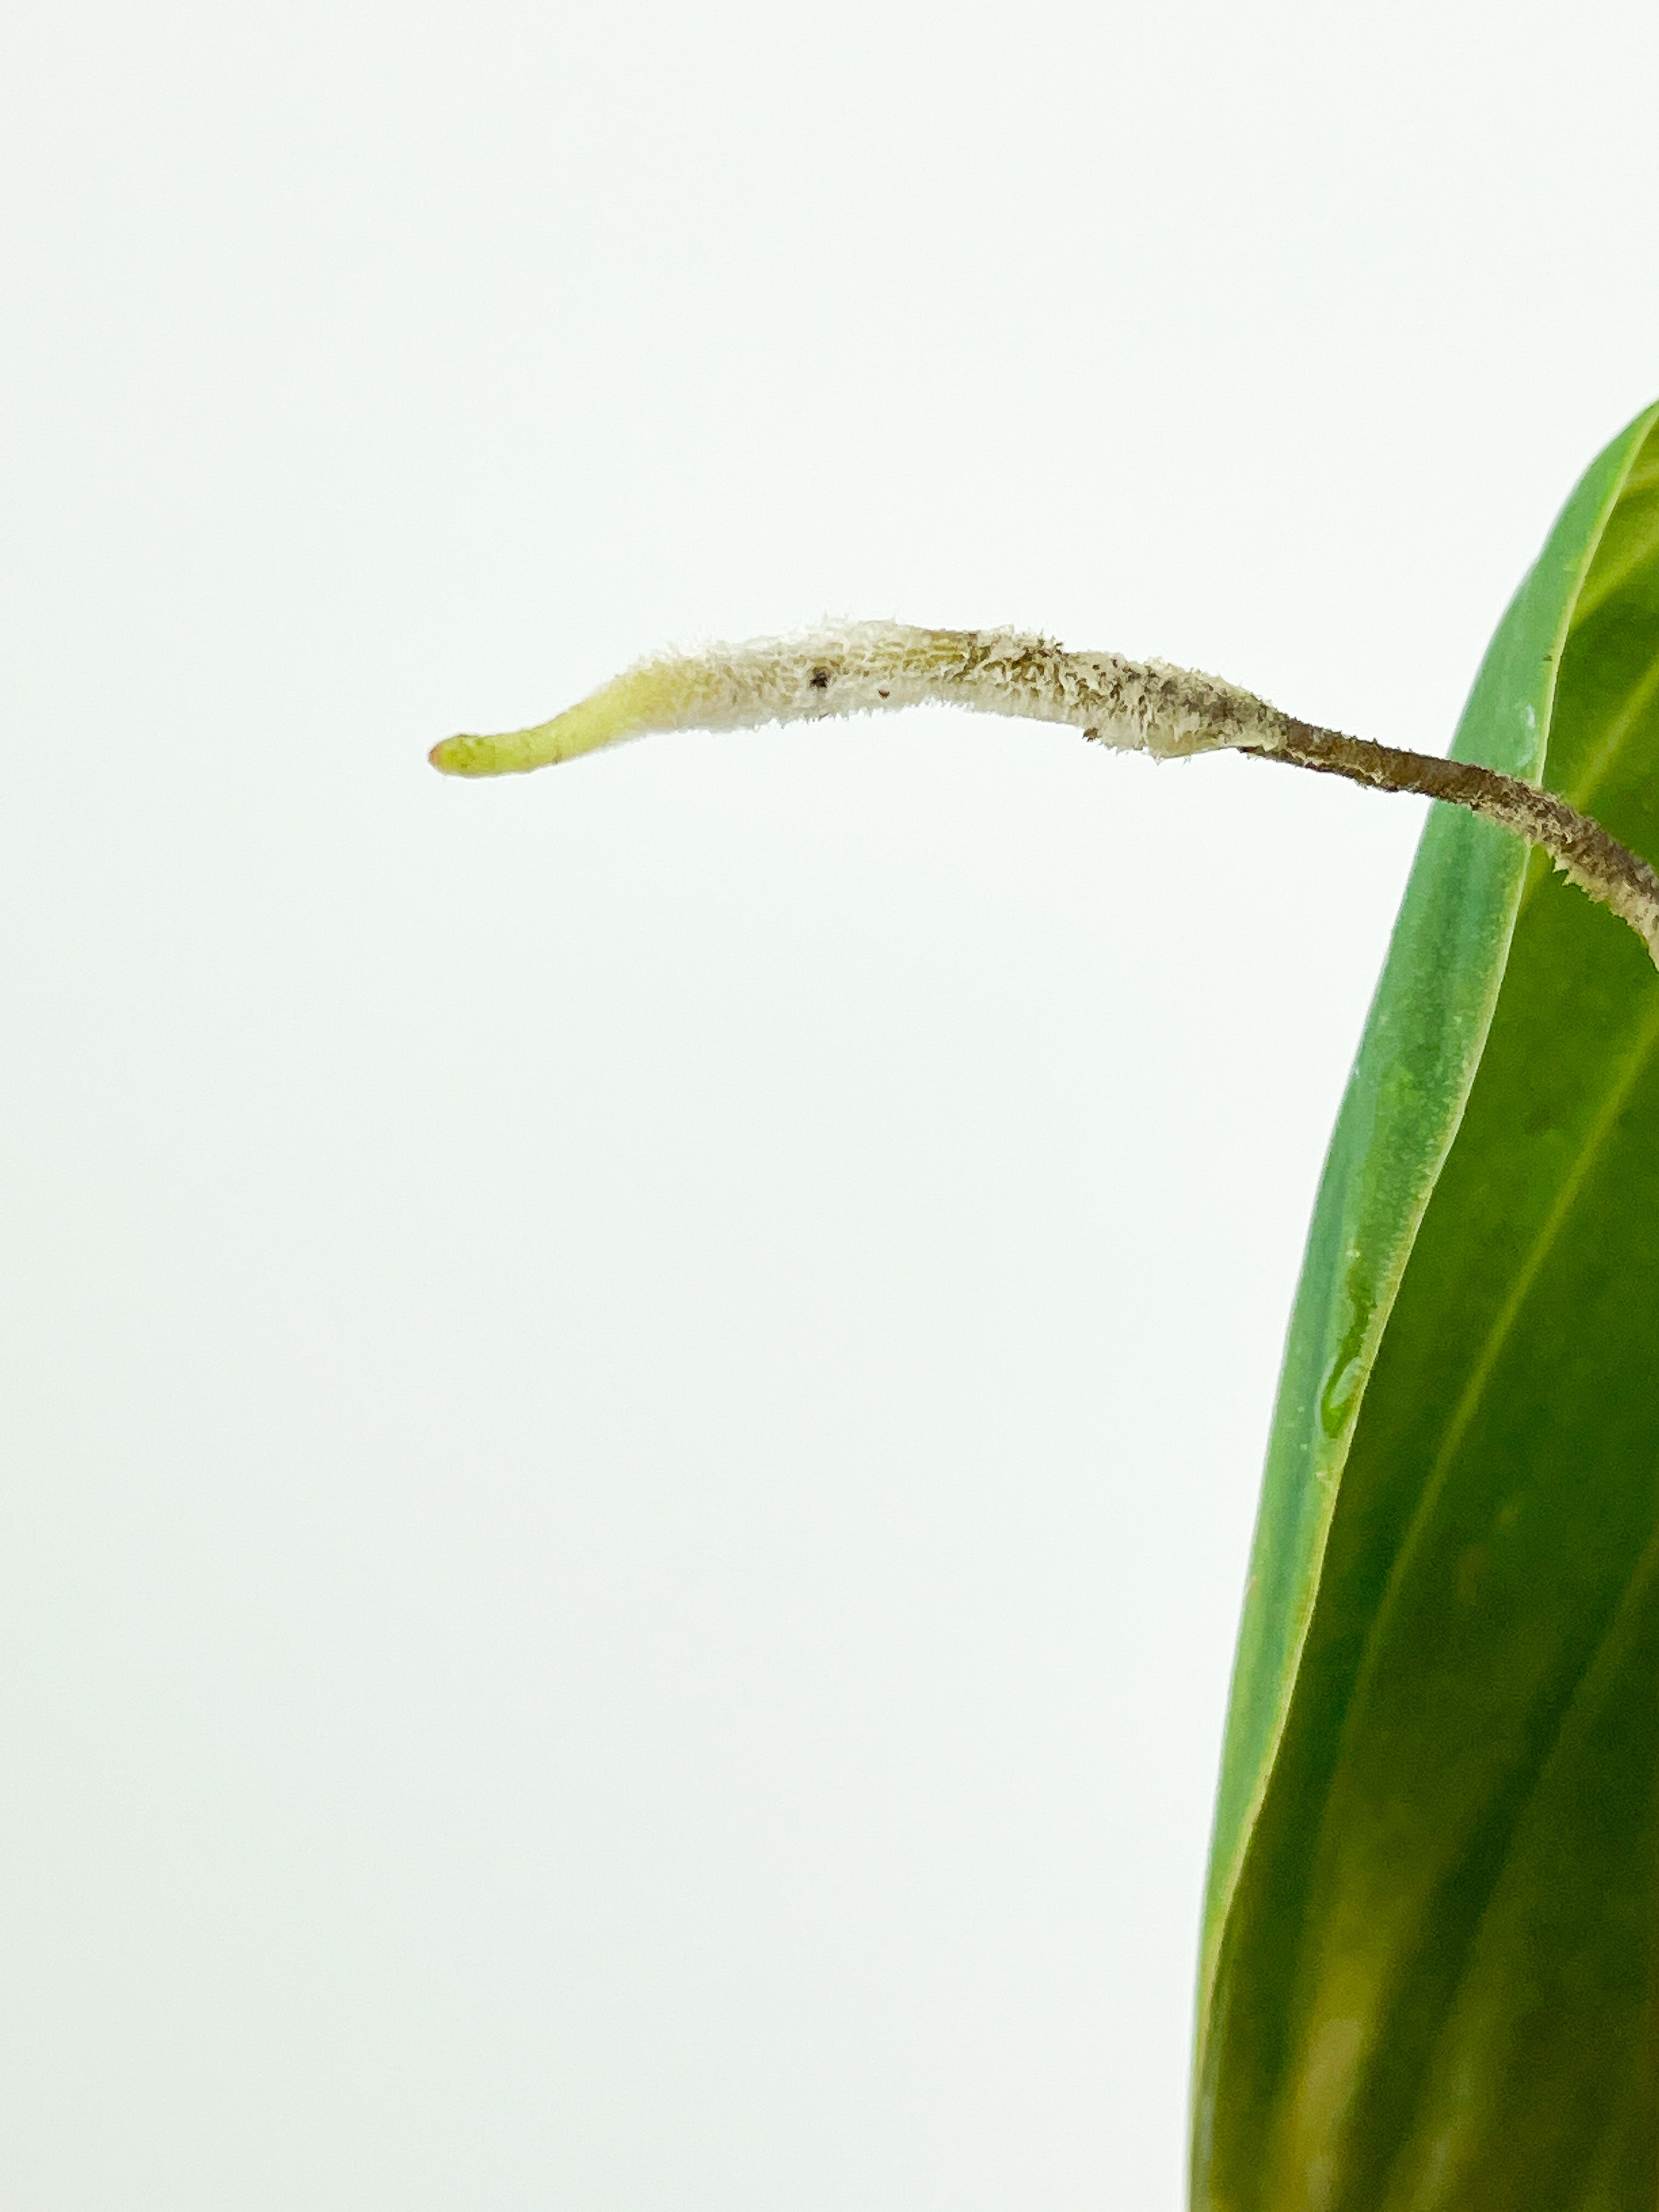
[429,623,1659,971]
[1250,721,1659,969]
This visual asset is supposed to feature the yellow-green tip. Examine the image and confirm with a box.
[428,663,722,778]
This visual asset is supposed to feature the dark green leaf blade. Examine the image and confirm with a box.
[1195,402,1659,2211]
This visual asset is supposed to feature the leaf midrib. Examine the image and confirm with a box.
[1563,493,1659,628]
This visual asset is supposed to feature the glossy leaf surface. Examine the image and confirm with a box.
[1195,402,1659,2211]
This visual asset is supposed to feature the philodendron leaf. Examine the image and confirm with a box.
[1195,400,1659,2211]
[433,402,1659,2210]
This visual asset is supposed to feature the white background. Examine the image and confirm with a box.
[4,2,1658,2204]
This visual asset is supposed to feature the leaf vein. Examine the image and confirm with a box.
[1340,993,1659,1733]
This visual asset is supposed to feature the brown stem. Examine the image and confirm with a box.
[1242,720,1659,970]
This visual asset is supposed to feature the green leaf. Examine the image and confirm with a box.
[1194,402,1659,2210]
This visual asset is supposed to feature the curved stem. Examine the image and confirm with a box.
[1250,722,1659,969]
[429,621,1659,971]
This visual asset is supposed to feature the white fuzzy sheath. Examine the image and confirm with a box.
[430,622,1294,777]
[428,622,1659,974]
